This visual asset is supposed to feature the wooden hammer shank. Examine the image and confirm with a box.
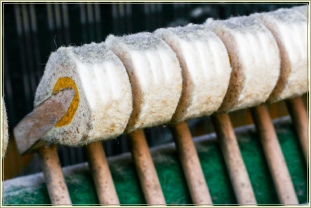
[14,89,75,155]
[13,89,75,205]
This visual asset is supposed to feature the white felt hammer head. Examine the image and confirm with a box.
[292,5,308,17]
[155,24,232,123]
[106,32,183,132]
[250,8,308,103]
[34,42,133,146]
[205,16,281,112]
[2,98,9,158]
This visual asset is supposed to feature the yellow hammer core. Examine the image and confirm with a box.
[52,77,80,127]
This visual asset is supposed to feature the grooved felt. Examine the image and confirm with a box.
[34,43,132,146]
[251,8,308,103]
[205,16,281,113]
[30,6,307,146]
[155,25,232,123]
[106,32,182,132]
[2,98,9,158]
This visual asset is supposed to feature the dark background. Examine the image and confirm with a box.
[2,3,305,178]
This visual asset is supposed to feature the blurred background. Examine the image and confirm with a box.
[2,3,307,180]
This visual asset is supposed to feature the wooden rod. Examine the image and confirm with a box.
[285,97,308,162]
[86,142,120,205]
[38,145,72,205]
[250,104,298,205]
[128,129,166,205]
[171,121,213,205]
[211,113,257,205]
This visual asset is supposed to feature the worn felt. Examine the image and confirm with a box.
[106,32,183,132]
[34,42,133,146]
[250,8,308,103]
[292,5,308,17]
[205,16,281,113]
[31,6,307,146]
[2,98,9,158]
[155,25,232,123]
[3,118,307,205]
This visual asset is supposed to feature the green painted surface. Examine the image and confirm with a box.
[3,122,307,205]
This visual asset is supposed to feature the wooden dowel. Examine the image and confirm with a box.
[285,97,308,162]
[211,113,257,205]
[38,145,72,205]
[86,142,120,205]
[171,121,212,205]
[250,104,298,205]
[128,129,166,205]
